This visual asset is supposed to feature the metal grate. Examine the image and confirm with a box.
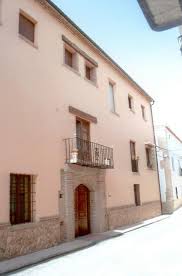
[64,137,114,169]
[10,173,35,225]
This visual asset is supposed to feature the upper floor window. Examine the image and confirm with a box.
[0,0,2,25]
[108,82,116,113]
[128,95,134,111]
[141,105,146,120]
[19,12,35,43]
[85,61,97,84]
[10,173,32,225]
[171,157,175,171]
[145,146,156,169]
[130,141,139,172]
[64,44,78,71]
[178,160,182,176]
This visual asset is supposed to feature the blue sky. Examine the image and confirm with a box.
[53,0,182,137]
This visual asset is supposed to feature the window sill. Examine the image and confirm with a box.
[63,63,81,76]
[84,77,98,88]
[129,108,135,114]
[110,110,120,117]
[9,221,36,231]
[19,34,38,49]
[132,171,140,175]
[142,118,148,122]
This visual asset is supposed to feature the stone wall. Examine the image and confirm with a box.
[0,216,63,260]
[62,164,107,240]
[107,201,161,230]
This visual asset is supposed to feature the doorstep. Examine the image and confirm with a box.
[0,214,169,275]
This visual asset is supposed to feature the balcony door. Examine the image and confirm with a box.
[76,118,90,163]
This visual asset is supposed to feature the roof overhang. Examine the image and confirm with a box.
[137,0,182,31]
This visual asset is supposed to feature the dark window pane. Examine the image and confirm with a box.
[10,174,31,225]
[19,14,35,43]
[65,48,73,67]
[85,66,91,80]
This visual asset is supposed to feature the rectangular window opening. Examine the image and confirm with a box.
[141,105,146,120]
[19,12,35,43]
[108,82,116,113]
[130,141,139,172]
[85,61,97,84]
[64,44,78,71]
[128,95,134,111]
[10,173,34,225]
[134,184,141,206]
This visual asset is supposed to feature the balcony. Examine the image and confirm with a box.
[64,137,114,169]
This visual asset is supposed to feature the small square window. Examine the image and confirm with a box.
[65,48,73,68]
[85,65,91,80]
[19,13,35,43]
[64,45,78,71]
[85,61,97,84]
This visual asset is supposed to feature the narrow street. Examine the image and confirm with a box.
[10,208,182,276]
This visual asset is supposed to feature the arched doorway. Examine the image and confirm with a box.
[75,184,90,237]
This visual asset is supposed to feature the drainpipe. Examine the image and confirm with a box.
[150,100,163,213]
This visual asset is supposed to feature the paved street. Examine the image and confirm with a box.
[11,209,182,276]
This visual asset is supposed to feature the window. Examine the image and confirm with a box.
[85,65,91,80]
[176,187,179,199]
[130,141,139,172]
[128,95,134,111]
[10,174,32,225]
[65,48,73,67]
[141,105,146,120]
[134,184,141,206]
[19,13,35,43]
[171,157,175,171]
[178,160,182,176]
[0,0,2,25]
[85,61,97,84]
[64,45,78,71]
[145,146,153,169]
[108,82,116,112]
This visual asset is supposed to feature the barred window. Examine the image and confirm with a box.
[10,174,35,225]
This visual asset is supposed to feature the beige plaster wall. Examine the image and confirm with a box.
[0,0,160,223]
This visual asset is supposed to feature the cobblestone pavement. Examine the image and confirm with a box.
[10,209,182,276]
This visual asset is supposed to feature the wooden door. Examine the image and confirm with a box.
[75,185,90,237]
[76,118,90,162]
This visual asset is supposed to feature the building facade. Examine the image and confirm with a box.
[156,126,182,214]
[0,0,161,259]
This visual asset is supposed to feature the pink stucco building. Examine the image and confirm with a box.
[0,0,161,259]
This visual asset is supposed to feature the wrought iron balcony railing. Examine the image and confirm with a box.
[64,137,114,169]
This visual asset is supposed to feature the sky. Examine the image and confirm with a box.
[53,0,182,137]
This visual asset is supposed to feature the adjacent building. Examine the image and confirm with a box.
[156,126,182,214]
[0,0,161,259]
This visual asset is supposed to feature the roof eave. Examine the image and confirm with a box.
[44,0,154,102]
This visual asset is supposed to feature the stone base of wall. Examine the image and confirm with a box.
[162,198,182,214]
[173,198,182,211]
[0,216,63,260]
[107,201,161,230]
